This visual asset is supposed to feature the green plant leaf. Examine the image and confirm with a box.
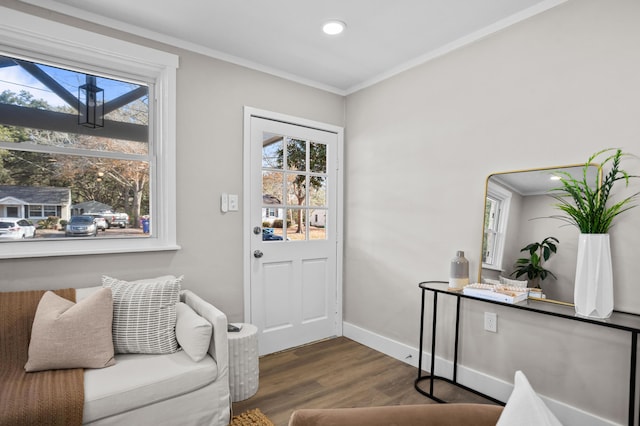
[549,149,638,233]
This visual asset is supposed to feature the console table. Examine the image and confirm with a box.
[415,281,640,426]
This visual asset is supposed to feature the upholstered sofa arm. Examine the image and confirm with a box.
[180,290,229,377]
[288,403,503,426]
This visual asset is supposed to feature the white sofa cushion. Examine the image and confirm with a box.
[176,302,213,362]
[83,350,218,423]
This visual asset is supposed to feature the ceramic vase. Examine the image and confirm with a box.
[574,234,613,319]
[449,251,469,290]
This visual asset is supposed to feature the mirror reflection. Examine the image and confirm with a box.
[480,165,599,304]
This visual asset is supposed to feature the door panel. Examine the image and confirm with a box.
[302,258,328,322]
[262,261,294,331]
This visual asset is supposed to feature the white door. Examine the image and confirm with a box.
[245,109,342,356]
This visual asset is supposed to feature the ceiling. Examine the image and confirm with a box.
[20,0,564,95]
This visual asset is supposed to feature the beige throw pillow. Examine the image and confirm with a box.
[25,288,115,372]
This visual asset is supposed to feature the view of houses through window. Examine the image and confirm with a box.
[0,53,151,241]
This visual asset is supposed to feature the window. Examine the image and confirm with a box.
[262,133,328,241]
[482,181,512,271]
[1,53,151,230]
[44,205,57,217]
[28,205,43,218]
[0,8,178,258]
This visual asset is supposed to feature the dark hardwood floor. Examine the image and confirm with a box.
[231,337,496,426]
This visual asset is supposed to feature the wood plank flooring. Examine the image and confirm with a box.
[232,337,497,426]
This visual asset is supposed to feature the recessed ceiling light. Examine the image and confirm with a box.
[323,20,346,36]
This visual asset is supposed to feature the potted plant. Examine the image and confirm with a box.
[550,148,638,318]
[510,237,558,289]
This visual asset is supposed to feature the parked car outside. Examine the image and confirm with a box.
[262,228,283,241]
[84,213,108,231]
[93,216,108,231]
[102,211,129,228]
[112,212,129,228]
[0,218,37,240]
[65,215,98,237]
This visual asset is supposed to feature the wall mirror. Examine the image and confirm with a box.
[480,164,599,304]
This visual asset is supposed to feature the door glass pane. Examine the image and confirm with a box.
[310,209,327,240]
[309,142,327,173]
[309,176,326,207]
[287,208,307,241]
[286,138,306,171]
[261,221,284,242]
[262,133,283,169]
[286,174,307,206]
[262,171,284,206]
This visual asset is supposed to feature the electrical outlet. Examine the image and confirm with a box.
[484,312,497,333]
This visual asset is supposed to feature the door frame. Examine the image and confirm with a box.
[242,106,344,342]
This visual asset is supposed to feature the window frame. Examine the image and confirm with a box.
[482,180,512,271]
[0,7,179,258]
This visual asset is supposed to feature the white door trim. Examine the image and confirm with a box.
[242,106,344,340]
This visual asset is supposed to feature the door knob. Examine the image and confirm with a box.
[253,250,263,258]
[253,226,261,235]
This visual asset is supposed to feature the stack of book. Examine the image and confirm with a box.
[462,283,528,304]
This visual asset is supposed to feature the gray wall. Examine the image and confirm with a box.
[344,0,640,423]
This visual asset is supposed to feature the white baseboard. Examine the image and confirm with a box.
[343,321,621,426]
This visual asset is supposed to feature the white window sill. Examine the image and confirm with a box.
[0,239,181,259]
[481,263,504,272]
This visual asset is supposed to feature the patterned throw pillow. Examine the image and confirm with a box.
[500,276,528,288]
[102,275,182,354]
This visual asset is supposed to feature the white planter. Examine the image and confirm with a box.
[574,234,614,319]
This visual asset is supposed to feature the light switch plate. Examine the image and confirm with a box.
[228,194,239,211]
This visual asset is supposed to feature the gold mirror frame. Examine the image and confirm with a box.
[479,164,601,305]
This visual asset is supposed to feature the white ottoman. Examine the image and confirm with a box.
[228,323,259,402]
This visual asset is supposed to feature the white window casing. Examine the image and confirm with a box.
[0,7,179,258]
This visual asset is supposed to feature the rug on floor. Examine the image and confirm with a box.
[230,408,275,426]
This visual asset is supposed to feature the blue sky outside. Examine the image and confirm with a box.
[0,55,147,112]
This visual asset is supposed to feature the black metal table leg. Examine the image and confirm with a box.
[415,281,504,406]
[453,296,461,383]
[630,332,637,426]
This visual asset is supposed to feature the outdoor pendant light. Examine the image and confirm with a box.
[78,75,104,128]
